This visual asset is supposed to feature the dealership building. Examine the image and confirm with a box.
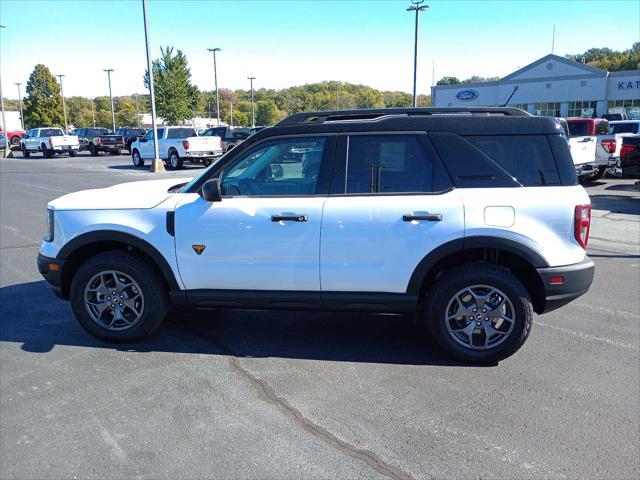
[432,54,640,119]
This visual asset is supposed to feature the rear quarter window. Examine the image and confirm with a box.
[465,135,562,186]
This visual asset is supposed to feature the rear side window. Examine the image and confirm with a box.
[167,128,196,139]
[345,135,450,194]
[465,135,561,186]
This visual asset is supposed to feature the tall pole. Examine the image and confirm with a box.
[103,69,116,132]
[248,77,255,127]
[14,82,24,131]
[55,74,68,132]
[407,1,429,107]
[551,24,556,54]
[142,0,164,172]
[207,48,221,126]
[0,24,9,157]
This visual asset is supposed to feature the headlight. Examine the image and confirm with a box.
[44,209,54,242]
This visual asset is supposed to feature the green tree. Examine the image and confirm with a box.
[566,43,640,71]
[23,64,64,129]
[436,76,461,86]
[255,99,279,125]
[115,98,138,127]
[144,46,199,125]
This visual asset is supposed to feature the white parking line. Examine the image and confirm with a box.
[535,320,640,352]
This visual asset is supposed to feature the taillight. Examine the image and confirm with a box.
[97,137,102,145]
[122,136,126,144]
[574,204,591,249]
[620,145,634,164]
[48,137,53,146]
[601,139,616,154]
[182,140,189,150]
[221,140,226,150]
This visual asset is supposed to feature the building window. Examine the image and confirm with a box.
[568,100,597,118]
[534,102,561,117]
[608,99,640,120]
[508,103,528,111]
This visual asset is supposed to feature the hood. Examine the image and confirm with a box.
[49,178,190,211]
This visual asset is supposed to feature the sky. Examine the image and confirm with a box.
[1,0,639,99]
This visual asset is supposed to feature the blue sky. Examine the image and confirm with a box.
[1,0,638,98]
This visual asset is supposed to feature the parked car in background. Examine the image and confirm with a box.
[201,126,251,153]
[567,118,616,181]
[76,128,127,156]
[0,129,25,147]
[602,113,628,122]
[20,127,79,157]
[615,136,640,178]
[250,126,266,135]
[130,126,223,169]
[0,133,6,150]
[115,127,147,152]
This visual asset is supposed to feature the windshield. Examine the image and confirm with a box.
[611,123,639,134]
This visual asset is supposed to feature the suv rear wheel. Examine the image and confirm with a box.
[70,250,168,342]
[424,263,532,363]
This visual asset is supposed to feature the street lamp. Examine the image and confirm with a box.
[407,1,428,107]
[0,24,9,157]
[14,82,24,131]
[55,74,68,132]
[103,68,116,132]
[207,48,221,126]
[247,76,255,127]
[141,0,164,172]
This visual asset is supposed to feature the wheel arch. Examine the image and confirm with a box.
[408,236,548,314]
[57,230,180,299]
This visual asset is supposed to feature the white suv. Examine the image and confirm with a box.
[37,108,595,363]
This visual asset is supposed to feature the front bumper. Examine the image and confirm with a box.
[37,253,66,299]
[537,257,595,313]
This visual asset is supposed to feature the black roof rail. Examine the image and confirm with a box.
[277,107,531,126]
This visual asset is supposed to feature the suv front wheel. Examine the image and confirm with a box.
[70,250,168,342]
[424,263,532,363]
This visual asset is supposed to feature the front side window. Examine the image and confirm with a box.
[220,137,327,196]
[345,135,448,194]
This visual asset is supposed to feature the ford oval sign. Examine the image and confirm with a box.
[456,89,479,101]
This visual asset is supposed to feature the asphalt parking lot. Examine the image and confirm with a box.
[1,151,639,479]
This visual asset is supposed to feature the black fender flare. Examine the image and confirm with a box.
[57,230,180,290]
[406,236,549,295]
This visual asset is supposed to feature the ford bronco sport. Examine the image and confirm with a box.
[37,107,595,363]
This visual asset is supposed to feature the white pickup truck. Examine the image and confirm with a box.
[20,127,80,158]
[567,118,617,181]
[130,126,223,169]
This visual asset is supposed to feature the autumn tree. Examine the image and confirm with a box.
[23,64,64,129]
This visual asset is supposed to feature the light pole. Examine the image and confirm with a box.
[55,74,68,132]
[0,24,9,157]
[247,76,255,127]
[14,82,24,131]
[407,1,428,107]
[103,69,116,132]
[141,0,164,172]
[207,48,221,126]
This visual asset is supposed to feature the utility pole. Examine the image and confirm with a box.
[407,1,429,107]
[55,74,68,132]
[0,24,10,157]
[14,82,24,131]
[247,76,255,127]
[142,0,164,172]
[551,24,556,54]
[103,69,116,132]
[207,48,221,126]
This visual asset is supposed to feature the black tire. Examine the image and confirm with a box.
[203,158,212,167]
[69,250,168,342]
[42,144,54,158]
[10,136,20,146]
[21,145,30,157]
[68,150,77,157]
[132,149,144,167]
[168,150,183,170]
[424,263,533,363]
[110,148,121,156]
[89,143,99,157]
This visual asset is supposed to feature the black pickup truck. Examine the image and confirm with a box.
[76,128,127,156]
[617,136,640,178]
[115,127,146,153]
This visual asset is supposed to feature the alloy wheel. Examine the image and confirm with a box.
[84,270,144,331]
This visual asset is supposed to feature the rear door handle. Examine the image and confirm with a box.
[271,214,308,222]
[403,213,442,222]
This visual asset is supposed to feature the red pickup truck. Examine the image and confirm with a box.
[0,130,25,147]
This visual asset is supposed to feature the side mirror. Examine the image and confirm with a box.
[202,178,222,202]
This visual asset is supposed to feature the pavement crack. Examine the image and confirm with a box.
[178,319,416,480]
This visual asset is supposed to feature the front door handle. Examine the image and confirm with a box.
[403,213,443,222]
[271,214,308,222]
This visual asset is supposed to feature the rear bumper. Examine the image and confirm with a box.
[37,253,66,299]
[185,150,223,158]
[575,162,599,177]
[537,257,595,313]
